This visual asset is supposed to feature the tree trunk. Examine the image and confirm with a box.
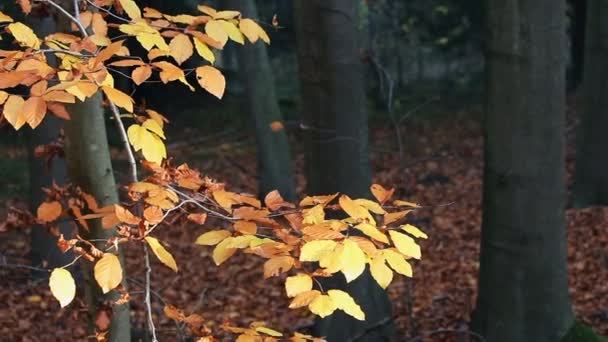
[472,1,573,341]
[55,1,131,340]
[26,14,74,271]
[573,0,608,207]
[295,1,396,341]
[63,95,131,342]
[568,0,587,90]
[223,0,296,201]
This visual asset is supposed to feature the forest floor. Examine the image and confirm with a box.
[0,98,607,341]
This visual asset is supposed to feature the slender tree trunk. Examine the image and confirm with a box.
[472,1,573,341]
[295,1,396,341]
[26,14,74,271]
[573,0,608,207]
[223,0,296,201]
[55,2,131,340]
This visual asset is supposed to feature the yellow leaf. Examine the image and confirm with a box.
[153,61,194,91]
[289,290,321,309]
[118,0,141,19]
[145,236,178,272]
[23,96,47,129]
[369,254,393,289]
[319,243,343,273]
[299,240,336,262]
[214,10,241,20]
[195,230,231,245]
[146,109,168,128]
[142,118,165,139]
[224,235,259,249]
[389,231,421,259]
[0,91,9,104]
[127,124,145,151]
[195,65,225,99]
[263,256,294,278]
[138,30,169,52]
[339,195,375,224]
[401,224,428,239]
[327,289,365,320]
[49,268,76,308]
[285,273,312,297]
[220,20,244,44]
[37,201,62,222]
[354,223,389,244]
[169,33,193,65]
[354,199,386,215]
[340,239,366,283]
[141,133,166,164]
[239,18,268,44]
[302,204,325,225]
[212,237,237,265]
[205,20,228,47]
[3,95,26,130]
[0,11,14,23]
[383,249,413,277]
[308,295,337,318]
[101,86,134,112]
[255,326,283,337]
[8,22,40,49]
[193,37,215,64]
[94,253,123,294]
[393,199,421,208]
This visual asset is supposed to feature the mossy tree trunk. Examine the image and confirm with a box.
[472,0,573,341]
[223,0,296,201]
[295,1,396,341]
[573,0,608,207]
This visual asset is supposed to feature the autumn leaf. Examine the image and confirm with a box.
[327,289,365,320]
[369,254,393,289]
[383,249,413,277]
[401,224,428,239]
[393,199,421,208]
[195,230,231,245]
[384,210,412,225]
[340,239,366,282]
[239,18,270,44]
[132,65,152,85]
[169,34,193,65]
[205,20,228,47]
[145,236,178,272]
[255,326,283,337]
[289,290,321,309]
[118,0,142,20]
[285,273,313,297]
[308,295,337,318]
[102,86,134,112]
[143,206,163,224]
[302,204,325,225]
[187,213,207,225]
[354,223,389,243]
[354,198,386,215]
[370,184,394,204]
[212,237,237,265]
[234,220,257,235]
[263,256,294,278]
[339,195,375,224]
[8,22,40,49]
[195,66,225,99]
[114,205,140,225]
[94,253,123,294]
[299,240,336,262]
[220,20,244,44]
[264,190,294,211]
[0,11,14,23]
[23,95,47,128]
[37,201,62,222]
[3,95,26,130]
[193,36,215,64]
[389,231,421,259]
[49,268,76,308]
[127,124,167,164]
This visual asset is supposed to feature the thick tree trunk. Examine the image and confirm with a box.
[55,1,131,340]
[223,0,296,201]
[295,1,396,341]
[568,0,587,90]
[472,1,573,341]
[26,15,74,271]
[63,95,131,342]
[573,0,608,207]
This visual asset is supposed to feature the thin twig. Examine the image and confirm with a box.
[34,0,88,37]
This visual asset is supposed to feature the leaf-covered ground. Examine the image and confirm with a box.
[0,101,607,341]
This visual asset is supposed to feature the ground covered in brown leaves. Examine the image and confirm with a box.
[0,106,607,341]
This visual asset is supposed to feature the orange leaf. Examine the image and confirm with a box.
[187,213,208,225]
[22,96,46,129]
[234,220,257,235]
[3,95,26,130]
[195,65,225,99]
[132,65,152,85]
[264,190,294,211]
[101,86,134,112]
[371,184,394,204]
[301,224,345,240]
[169,33,193,65]
[263,256,294,278]
[114,205,140,225]
[37,201,62,222]
[384,210,412,226]
[144,206,163,224]
[289,290,321,309]
[47,102,70,120]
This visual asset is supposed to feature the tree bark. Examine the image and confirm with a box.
[568,0,587,90]
[295,1,396,341]
[223,0,296,201]
[573,0,608,207]
[26,14,74,271]
[55,1,131,340]
[472,1,573,341]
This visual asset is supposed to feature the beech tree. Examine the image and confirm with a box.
[1,1,426,341]
[472,0,573,340]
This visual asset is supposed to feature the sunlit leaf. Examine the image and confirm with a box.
[263,256,294,278]
[389,231,421,259]
[49,268,76,308]
[8,22,40,49]
[308,295,337,318]
[169,34,193,65]
[195,230,231,245]
[94,253,123,294]
[255,326,283,337]
[0,11,14,23]
[369,254,393,289]
[3,95,26,130]
[354,223,389,243]
[205,20,228,47]
[220,20,244,44]
[102,86,134,112]
[145,236,178,272]
[132,65,152,85]
[212,237,237,265]
[383,249,413,277]
[195,65,225,99]
[401,224,428,239]
[370,184,394,204]
[289,290,321,309]
[118,0,142,20]
[327,289,365,320]
[193,36,215,64]
[285,273,312,297]
[340,239,366,282]
[299,240,336,262]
